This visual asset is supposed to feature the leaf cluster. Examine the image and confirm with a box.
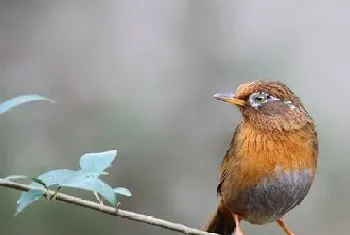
[1,94,131,214]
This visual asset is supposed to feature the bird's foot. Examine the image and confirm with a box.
[234,214,244,235]
[234,226,244,235]
[276,218,295,235]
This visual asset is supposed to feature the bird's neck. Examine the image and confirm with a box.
[243,111,313,133]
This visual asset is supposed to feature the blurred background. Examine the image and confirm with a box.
[0,1,347,234]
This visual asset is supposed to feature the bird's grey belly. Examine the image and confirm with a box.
[240,169,314,225]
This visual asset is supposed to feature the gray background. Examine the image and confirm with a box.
[0,1,347,235]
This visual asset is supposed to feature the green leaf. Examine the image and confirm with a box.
[5,175,30,180]
[16,190,44,215]
[5,175,49,189]
[79,150,117,175]
[61,174,116,206]
[8,149,122,212]
[32,169,76,187]
[0,94,55,114]
[114,187,132,197]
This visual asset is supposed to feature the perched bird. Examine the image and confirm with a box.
[203,80,318,235]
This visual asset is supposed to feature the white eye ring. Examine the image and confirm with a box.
[253,93,268,103]
[249,92,279,108]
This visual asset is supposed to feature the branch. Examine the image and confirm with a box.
[0,178,217,235]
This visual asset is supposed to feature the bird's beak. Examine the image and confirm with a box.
[213,92,246,106]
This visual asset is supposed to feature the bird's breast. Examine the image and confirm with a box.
[220,122,318,224]
[227,122,317,187]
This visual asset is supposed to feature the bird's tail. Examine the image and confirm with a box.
[203,201,235,235]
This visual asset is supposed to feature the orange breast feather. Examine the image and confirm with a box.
[219,121,318,207]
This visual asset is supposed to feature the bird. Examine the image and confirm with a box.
[203,80,318,235]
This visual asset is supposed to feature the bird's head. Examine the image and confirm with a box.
[214,80,313,132]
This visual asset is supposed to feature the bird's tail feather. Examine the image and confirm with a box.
[203,201,235,235]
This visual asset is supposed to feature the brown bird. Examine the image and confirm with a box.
[203,80,318,235]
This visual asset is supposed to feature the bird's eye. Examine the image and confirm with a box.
[253,94,268,103]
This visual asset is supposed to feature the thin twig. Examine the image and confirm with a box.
[0,178,217,235]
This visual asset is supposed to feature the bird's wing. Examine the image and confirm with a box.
[311,127,319,167]
[217,123,242,196]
